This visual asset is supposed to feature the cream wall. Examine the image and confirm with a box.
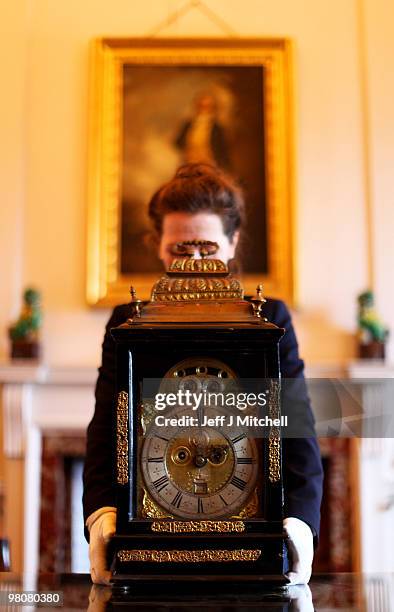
[0,0,27,355]
[1,0,393,367]
[362,0,394,362]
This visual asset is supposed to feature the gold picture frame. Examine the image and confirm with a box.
[86,38,295,307]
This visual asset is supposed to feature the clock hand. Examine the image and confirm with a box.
[197,399,204,429]
[193,439,209,468]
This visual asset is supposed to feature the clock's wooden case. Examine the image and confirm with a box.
[109,242,289,584]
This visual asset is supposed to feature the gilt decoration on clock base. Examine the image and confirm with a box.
[109,241,289,584]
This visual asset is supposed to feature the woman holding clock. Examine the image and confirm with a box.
[83,162,323,586]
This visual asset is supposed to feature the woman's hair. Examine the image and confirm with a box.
[148,163,245,243]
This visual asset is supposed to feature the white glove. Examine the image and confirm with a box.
[87,584,112,612]
[288,585,314,612]
[86,507,116,585]
[283,517,314,585]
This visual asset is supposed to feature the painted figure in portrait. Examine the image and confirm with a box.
[120,65,267,276]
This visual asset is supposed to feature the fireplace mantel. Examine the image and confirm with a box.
[0,363,96,587]
[0,363,97,385]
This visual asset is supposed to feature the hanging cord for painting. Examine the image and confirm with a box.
[146,0,238,38]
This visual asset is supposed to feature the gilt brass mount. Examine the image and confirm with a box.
[118,549,261,563]
[151,520,245,533]
[151,240,244,302]
[116,391,129,485]
[268,379,281,483]
[171,239,219,259]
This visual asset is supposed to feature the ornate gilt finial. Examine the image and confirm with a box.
[251,284,267,318]
[128,286,143,320]
[172,240,219,259]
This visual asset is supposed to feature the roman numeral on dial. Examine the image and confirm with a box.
[237,457,254,464]
[231,476,247,491]
[197,498,204,513]
[147,457,164,463]
[152,474,169,492]
[231,434,247,445]
[171,491,183,508]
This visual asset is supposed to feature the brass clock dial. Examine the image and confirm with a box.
[140,406,259,519]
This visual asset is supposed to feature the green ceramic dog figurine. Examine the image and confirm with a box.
[9,288,42,359]
[357,290,389,359]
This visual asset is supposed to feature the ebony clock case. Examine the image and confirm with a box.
[109,316,289,585]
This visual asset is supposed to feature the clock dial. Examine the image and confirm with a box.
[140,406,259,519]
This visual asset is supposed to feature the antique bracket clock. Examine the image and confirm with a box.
[109,241,289,584]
